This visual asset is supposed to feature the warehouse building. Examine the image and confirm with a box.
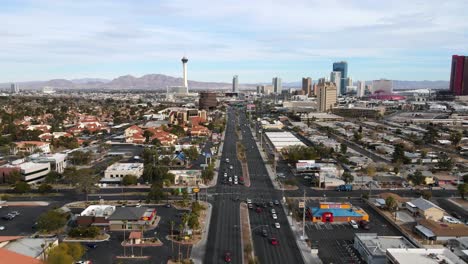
[264,131,305,151]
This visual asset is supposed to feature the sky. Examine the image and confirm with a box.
[1,0,468,83]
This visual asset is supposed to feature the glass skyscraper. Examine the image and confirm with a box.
[332,61,348,95]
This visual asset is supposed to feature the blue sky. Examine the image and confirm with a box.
[1,0,467,83]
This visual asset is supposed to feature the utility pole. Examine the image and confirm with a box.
[302,189,306,240]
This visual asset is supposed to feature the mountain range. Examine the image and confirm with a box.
[1,74,449,91]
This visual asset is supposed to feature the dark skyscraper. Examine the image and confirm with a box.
[302,77,312,96]
[332,61,348,95]
[450,55,468,96]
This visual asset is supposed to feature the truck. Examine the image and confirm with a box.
[336,184,352,192]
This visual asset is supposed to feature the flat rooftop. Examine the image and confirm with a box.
[387,248,465,264]
[106,163,143,171]
[356,233,414,257]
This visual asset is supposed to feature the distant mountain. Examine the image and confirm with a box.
[0,74,231,90]
[0,75,449,91]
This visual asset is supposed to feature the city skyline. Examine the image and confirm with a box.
[1,0,468,83]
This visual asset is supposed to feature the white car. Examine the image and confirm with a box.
[224,173,228,178]
[0,226,5,230]
[275,222,280,229]
[229,165,233,170]
[272,214,278,220]
[246,199,252,204]
[234,180,238,185]
[350,220,359,229]
[270,209,276,214]
[228,177,232,183]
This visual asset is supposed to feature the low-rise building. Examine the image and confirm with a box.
[386,248,465,264]
[306,202,369,223]
[405,197,445,221]
[103,163,144,183]
[354,233,414,264]
[108,207,157,231]
[332,106,386,118]
[29,153,67,174]
[414,219,468,242]
[169,169,202,186]
[12,141,51,155]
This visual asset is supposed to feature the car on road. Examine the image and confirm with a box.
[246,199,252,204]
[268,201,274,207]
[228,177,232,183]
[270,209,276,214]
[248,203,253,209]
[86,243,98,249]
[451,212,462,220]
[224,173,228,178]
[229,165,233,170]
[225,158,229,163]
[272,214,278,220]
[358,220,370,230]
[165,203,171,208]
[10,211,20,216]
[274,200,280,206]
[2,214,14,220]
[234,179,238,185]
[262,203,268,208]
[274,222,280,229]
[270,237,279,245]
[262,229,268,237]
[255,207,262,213]
[0,226,5,230]
[350,220,359,229]
[224,251,232,262]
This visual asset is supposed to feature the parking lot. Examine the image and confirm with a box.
[304,199,403,264]
[0,204,55,236]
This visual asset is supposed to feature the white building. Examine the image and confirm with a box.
[273,77,282,94]
[13,141,51,155]
[386,248,465,264]
[356,81,365,97]
[372,79,393,94]
[18,162,51,184]
[354,233,414,264]
[169,170,202,186]
[330,71,342,97]
[30,153,68,174]
[103,163,144,183]
[264,132,306,151]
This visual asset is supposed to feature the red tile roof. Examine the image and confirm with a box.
[0,248,43,264]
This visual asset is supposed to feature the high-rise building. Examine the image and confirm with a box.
[256,85,264,94]
[312,84,318,96]
[317,82,337,112]
[199,92,217,110]
[372,79,393,94]
[330,72,341,97]
[318,77,327,84]
[356,81,365,97]
[450,55,468,96]
[332,61,348,95]
[10,83,19,94]
[302,77,312,96]
[232,75,239,92]
[263,85,274,95]
[272,77,282,93]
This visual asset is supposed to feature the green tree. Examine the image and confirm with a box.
[421,190,432,200]
[37,210,67,232]
[392,144,410,164]
[147,183,165,203]
[47,250,74,264]
[458,183,468,200]
[44,171,61,184]
[38,183,53,193]
[187,213,200,230]
[14,181,31,193]
[353,131,363,142]
[437,154,454,171]
[122,175,138,186]
[385,196,398,212]
[450,131,463,147]
[408,170,425,186]
[341,171,354,184]
[170,125,186,137]
[340,143,347,154]
[184,146,199,163]
[423,125,439,144]
[143,130,154,143]
[67,168,100,201]
[201,165,215,183]
[5,170,21,184]
[47,243,84,264]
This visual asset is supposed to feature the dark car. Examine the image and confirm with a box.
[86,243,98,249]
[451,212,462,220]
[359,220,370,230]
[2,215,14,220]
[262,203,268,208]
[224,251,232,262]
[274,200,280,206]
[268,201,274,207]
[262,229,268,237]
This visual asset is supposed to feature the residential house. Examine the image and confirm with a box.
[405,197,445,221]
[414,219,468,242]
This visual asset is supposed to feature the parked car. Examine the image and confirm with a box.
[0,226,5,230]
[350,220,359,229]
[358,220,370,230]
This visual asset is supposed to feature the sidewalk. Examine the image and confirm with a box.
[190,202,213,264]
[282,205,323,264]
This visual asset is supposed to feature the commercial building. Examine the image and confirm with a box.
[353,233,414,264]
[333,61,348,95]
[332,106,386,118]
[103,163,144,183]
[264,131,305,151]
[302,77,312,96]
[273,77,282,94]
[372,79,393,94]
[330,71,341,97]
[29,153,67,174]
[199,92,217,110]
[232,75,239,92]
[356,81,365,97]
[306,202,369,223]
[169,169,202,186]
[77,205,116,227]
[450,55,468,96]
[108,207,157,231]
[317,82,337,112]
[10,83,19,94]
[0,236,58,263]
[256,85,264,94]
[386,248,465,264]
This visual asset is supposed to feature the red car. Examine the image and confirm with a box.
[224,251,232,262]
[256,207,262,213]
[270,237,279,245]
